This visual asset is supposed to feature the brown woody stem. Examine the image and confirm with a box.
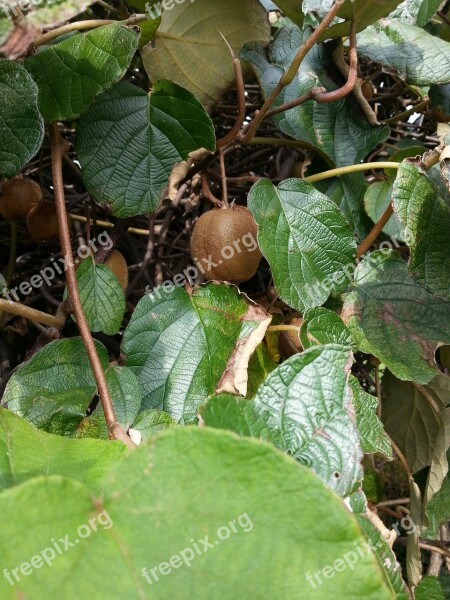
[49,123,135,449]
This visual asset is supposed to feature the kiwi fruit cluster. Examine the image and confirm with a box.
[190,205,262,284]
[0,176,60,242]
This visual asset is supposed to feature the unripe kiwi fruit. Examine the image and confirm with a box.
[0,177,43,220]
[191,205,262,283]
[26,201,60,241]
[104,249,128,291]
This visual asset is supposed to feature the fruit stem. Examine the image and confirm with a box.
[219,149,230,208]
[49,123,135,450]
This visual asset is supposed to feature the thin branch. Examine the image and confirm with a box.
[313,20,358,103]
[34,14,147,47]
[49,124,135,449]
[239,0,344,143]
[0,299,65,329]
[357,203,394,258]
[216,42,246,148]
[267,325,302,333]
[69,213,151,236]
[219,149,229,207]
[201,172,221,207]
[304,162,400,184]
[384,98,430,125]
[265,88,321,119]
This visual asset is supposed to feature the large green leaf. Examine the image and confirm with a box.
[382,371,449,472]
[24,24,139,123]
[130,409,178,442]
[242,24,389,167]
[142,0,270,108]
[76,80,215,217]
[203,345,363,496]
[0,408,127,494]
[0,60,44,179]
[248,178,356,312]
[357,20,450,87]
[392,160,450,300]
[122,283,272,424]
[2,338,109,436]
[341,250,450,384]
[66,257,126,335]
[0,428,395,599]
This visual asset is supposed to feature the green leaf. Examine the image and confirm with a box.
[253,344,362,495]
[130,409,177,442]
[269,0,305,23]
[24,24,139,123]
[392,160,450,300]
[142,0,271,109]
[2,338,109,436]
[318,172,373,240]
[423,473,450,538]
[348,376,392,459]
[76,80,216,217]
[246,342,277,399]
[389,0,442,27]
[105,366,142,429]
[0,60,44,179]
[202,345,363,496]
[242,24,389,167]
[122,283,271,423]
[341,250,450,384]
[357,20,450,87]
[300,307,353,350]
[0,407,127,494]
[248,178,356,312]
[382,370,450,472]
[66,257,126,335]
[2,0,94,29]
[310,0,406,40]
[0,428,395,599]
[364,181,405,242]
[348,490,410,600]
[416,576,450,600]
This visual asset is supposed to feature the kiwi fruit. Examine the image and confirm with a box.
[104,250,128,291]
[360,80,374,101]
[190,205,262,284]
[0,177,43,220]
[26,201,60,241]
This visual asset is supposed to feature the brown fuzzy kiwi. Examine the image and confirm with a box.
[361,80,374,101]
[190,205,262,283]
[26,201,60,242]
[104,250,129,291]
[0,177,43,220]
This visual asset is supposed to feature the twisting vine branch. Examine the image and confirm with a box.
[238,0,344,143]
[48,123,135,449]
